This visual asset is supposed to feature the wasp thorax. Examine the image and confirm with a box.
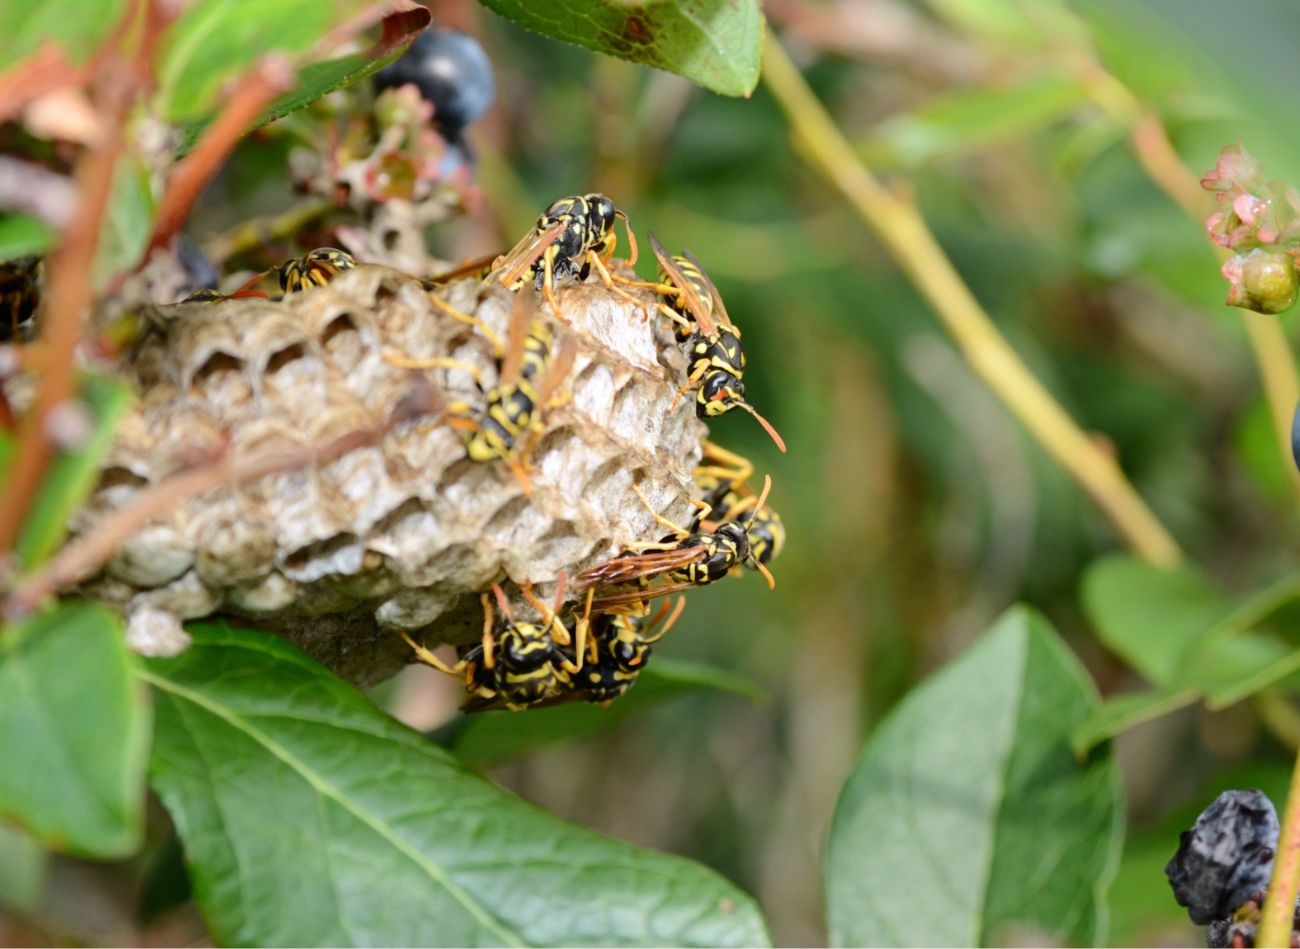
[66,264,706,686]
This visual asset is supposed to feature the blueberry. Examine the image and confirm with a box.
[1166,789,1279,925]
[1291,399,1300,473]
[375,29,495,136]
[177,236,219,293]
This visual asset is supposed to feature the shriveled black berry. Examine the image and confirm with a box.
[1206,917,1230,948]
[1166,789,1279,925]
[375,29,495,136]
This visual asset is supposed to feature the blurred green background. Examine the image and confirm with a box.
[12,0,1300,944]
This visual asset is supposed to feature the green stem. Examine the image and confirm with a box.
[1260,746,1300,946]
[761,38,1182,567]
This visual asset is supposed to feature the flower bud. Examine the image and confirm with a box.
[1223,248,1298,314]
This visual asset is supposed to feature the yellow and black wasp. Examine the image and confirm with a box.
[400,580,581,712]
[647,233,786,453]
[278,247,356,293]
[692,441,786,572]
[0,256,43,342]
[387,289,575,491]
[562,595,685,705]
[578,474,776,611]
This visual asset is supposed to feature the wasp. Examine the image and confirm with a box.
[422,194,641,320]
[278,247,356,293]
[691,441,786,571]
[400,580,582,711]
[647,233,786,453]
[564,596,686,704]
[579,475,776,611]
[0,256,42,342]
[387,289,575,491]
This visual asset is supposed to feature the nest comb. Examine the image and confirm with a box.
[73,265,706,686]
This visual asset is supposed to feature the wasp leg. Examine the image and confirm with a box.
[560,587,595,674]
[631,484,692,537]
[586,252,653,321]
[655,303,694,332]
[397,630,466,677]
[698,440,755,484]
[428,296,504,354]
[521,579,570,647]
[669,362,709,413]
[384,352,484,385]
[541,249,566,323]
[480,592,497,670]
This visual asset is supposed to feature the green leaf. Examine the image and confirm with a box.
[1075,558,1300,750]
[445,658,765,765]
[0,215,56,260]
[1070,687,1199,757]
[176,46,414,155]
[0,0,125,70]
[0,603,151,858]
[157,0,367,121]
[14,372,133,570]
[860,72,1089,169]
[93,156,155,286]
[478,0,763,98]
[0,825,47,913]
[1082,554,1230,686]
[824,607,1123,947]
[145,624,771,947]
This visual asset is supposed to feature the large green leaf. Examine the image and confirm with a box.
[145,624,770,947]
[824,607,1123,947]
[444,658,765,765]
[478,0,763,98]
[0,603,151,858]
[14,372,133,570]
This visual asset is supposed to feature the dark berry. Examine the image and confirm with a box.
[177,236,219,293]
[1291,399,1300,474]
[375,29,495,137]
[1167,789,1279,925]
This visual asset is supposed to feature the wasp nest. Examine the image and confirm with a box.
[73,265,706,686]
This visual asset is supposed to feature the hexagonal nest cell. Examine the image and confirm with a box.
[69,264,708,686]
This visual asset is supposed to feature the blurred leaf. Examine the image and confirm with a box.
[921,0,1080,48]
[14,373,133,570]
[824,607,1122,947]
[445,657,765,765]
[0,825,46,913]
[478,0,763,97]
[176,41,422,155]
[158,0,428,126]
[0,215,56,260]
[0,603,150,858]
[1076,560,1300,751]
[0,0,125,69]
[860,72,1089,168]
[93,157,154,286]
[145,624,771,947]
[1082,554,1230,685]
[1071,687,1199,757]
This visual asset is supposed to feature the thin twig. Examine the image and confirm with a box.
[6,396,438,617]
[146,57,296,255]
[1260,750,1300,946]
[0,69,133,554]
[762,37,1182,566]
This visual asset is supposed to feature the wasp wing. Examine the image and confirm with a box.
[422,253,499,286]
[492,219,568,290]
[576,544,706,589]
[648,231,715,337]
[681,248,734,329]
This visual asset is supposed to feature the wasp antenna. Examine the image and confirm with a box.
[740,402,787,454]
[748,475,773,527]
[753,558,776,591]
